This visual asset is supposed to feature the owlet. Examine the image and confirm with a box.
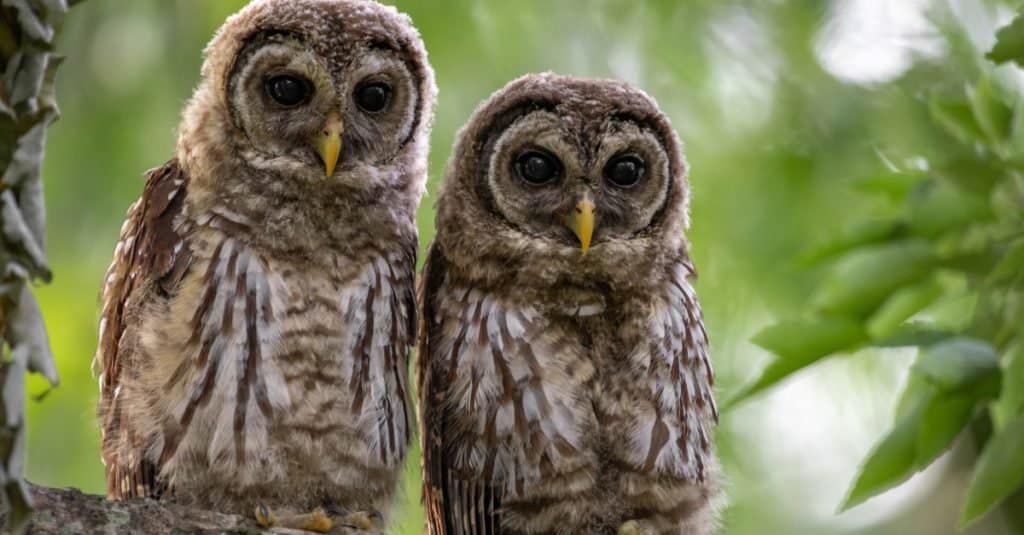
[418,74,719,535]
[93,0,436,531]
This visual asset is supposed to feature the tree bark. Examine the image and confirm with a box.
[13,483,383,534]
[14,483,276,534]
[0,0,76,532]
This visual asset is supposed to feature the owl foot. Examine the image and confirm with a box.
[255,505,332,532]
[618,520,656,535]
[323,503,384,532]
[255,504,383,533]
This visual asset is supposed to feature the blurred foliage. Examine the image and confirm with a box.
[734,6,1024,532]
[0,0,71,532]
[20,1,1024,534]
[989,12,1024,67]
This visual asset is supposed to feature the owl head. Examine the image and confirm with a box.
[178,0,436,201]
[435,73,691,298]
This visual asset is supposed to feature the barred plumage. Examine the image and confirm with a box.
[419,74,719,535]
[94,0,435,525]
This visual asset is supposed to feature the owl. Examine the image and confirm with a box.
[93,0,436,531]
[417,73,719,535]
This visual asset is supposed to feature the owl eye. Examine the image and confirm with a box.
[266,75,312,107]
[605,155,645,188]
[354,81,391,113]
[515,150,562,185]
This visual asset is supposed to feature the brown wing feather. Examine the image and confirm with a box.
[417,242,449,534]
[418,244,502,535]
[95,160,192,500]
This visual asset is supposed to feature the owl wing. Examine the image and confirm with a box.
[94,159,192,500]
[643,259,718,480]
[418,244,503,535]
[417,243,456,534]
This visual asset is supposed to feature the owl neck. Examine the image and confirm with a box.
[436,226,691,316]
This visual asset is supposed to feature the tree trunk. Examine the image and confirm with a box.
[0,1,75,532]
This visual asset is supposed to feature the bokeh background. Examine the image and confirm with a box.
[22,1,1023,534]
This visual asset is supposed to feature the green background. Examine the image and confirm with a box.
[23,1,1022,534]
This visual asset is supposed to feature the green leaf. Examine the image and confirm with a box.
[930,93,986,144]
[937,153,1007,195]
[988,238,1024,287]
[932,153,1005,195]
[961,415,1024,526]
[871,323,954,348]
[843,378,997,510]
[988,11,1024,66]
[854,171,925,201]
[906,180,991,238]
[916,390,980,462]
[894,374,934,420]
[843,340,1001,511]
[842,399,924,511]
[967,75,1013,147]
[911,337,1000,392]
[866,278,944,340]
[813,241,936,317]
[992,341,1024,430]
[729,317,867,406]
[1009,94,1024,156]
[799,219,904,265]
[990,169,1024,221]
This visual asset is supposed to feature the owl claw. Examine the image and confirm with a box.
[255,504,277,528]
[325,504,382,528]
[618,520,655,535]
[253,505,333,532]
[254,504,382,533]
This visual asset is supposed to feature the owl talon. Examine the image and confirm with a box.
[255,504,277,528]
[336,509,383,531]
[618,520,655,535]
[253,505,334,533]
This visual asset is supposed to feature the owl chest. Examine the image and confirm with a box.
[438,298,598,490]
[150,238,413,477]
[272,257,414,452]
[439,295,713,489]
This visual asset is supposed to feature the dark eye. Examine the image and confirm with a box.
[354,82,391,113]
[515,150,561,185]
[605,155,645,188]
[266,75,312,107]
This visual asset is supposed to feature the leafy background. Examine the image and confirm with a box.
[21,0,1024,534]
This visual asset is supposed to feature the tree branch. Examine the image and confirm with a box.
[13,483,275,534]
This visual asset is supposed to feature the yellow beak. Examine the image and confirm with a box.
[564,193,596,255]
[315,112,343,177]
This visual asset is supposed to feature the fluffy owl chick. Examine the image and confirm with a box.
[418,74,719,535]
[94,0,436,531]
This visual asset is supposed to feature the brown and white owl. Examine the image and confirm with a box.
[93,0,435,530]
[417,73,719,535]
